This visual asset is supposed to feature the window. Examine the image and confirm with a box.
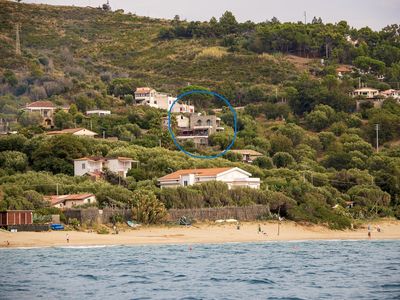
[82,163,86,170]
[154,101,157,104]
[184,180,188,186]
[206,119,211,126]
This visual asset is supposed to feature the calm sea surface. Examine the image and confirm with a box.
[0,240,399,300]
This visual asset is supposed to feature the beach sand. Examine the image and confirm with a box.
[1,220,399,248]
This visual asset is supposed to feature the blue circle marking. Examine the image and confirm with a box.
[168,90,237,159]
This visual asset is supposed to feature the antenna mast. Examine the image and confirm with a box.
[16,23,21,55]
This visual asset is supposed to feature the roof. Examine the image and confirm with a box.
[381,89,399,95]
[135,87,153,93]
[26,101,55,108]
[73,156,137,162]
[159,167,234,181]
[354,87,379,92]
[46,128,97,135]
[45,193,95,205]
[231,149,263,156]
[336,65,352,73]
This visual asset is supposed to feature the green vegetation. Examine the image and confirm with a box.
[0,1,399,227]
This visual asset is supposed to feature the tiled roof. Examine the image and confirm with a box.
[26,101,55,108]
[135,87,152,93]
[159,167,233,181]
[45,193,95,205]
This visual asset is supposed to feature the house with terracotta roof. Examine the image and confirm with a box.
[46,128,97,137]
[45,193,96,209]
[24,101,69,128]
[380,89,400,100]
[158,167,260,189]
[230,149,263,163]
[74,156,137,178]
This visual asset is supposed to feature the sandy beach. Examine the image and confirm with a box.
[1,220,399,248]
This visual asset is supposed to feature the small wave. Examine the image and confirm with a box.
[77,274,98,280]
[54,245,118,249]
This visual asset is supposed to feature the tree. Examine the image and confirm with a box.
[354,56,386,74]
[54,110,74,129]
[19,111,43,127]
[272,152,295,168]
[0,151,28,172]
[219,11,238,35]
[132,189,166,224]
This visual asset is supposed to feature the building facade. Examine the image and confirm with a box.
[134,87,194,113]
[24,101,69,128]
[46,193,97,209]
[158,167,260,189]
[74,156,136,178]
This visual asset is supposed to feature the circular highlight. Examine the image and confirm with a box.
[168,90,237,159]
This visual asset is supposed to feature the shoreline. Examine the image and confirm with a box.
[1,220,399,249]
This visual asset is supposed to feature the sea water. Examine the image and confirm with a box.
[0,240,399,299]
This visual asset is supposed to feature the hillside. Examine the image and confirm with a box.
[0,1,399,229]
[0,0,303,101]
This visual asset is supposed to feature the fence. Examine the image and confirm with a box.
[167,205,270,222]
[63,205,270,225]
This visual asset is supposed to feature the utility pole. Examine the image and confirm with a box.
[56,183,59,196]
[15,23,21,55]
[304,11,307,24]
[375,124,379,153]
[103,130,105,139]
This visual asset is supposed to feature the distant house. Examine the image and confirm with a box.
[74,156,137,178]
[86,110,111,116]
[0,210,33,227]
[46,128,97,137]
[24,101,69,128]
[158,167,260,189]
[352,88,379,99]
[45,193,96,209]
[230,150,263,163]
[134,87,195,113]
[336,65,352,78]
[380,89,400,100]
[176,114,224,147]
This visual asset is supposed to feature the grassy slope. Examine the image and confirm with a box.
[0,1,314,94]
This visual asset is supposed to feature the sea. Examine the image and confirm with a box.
[0,240,399,300]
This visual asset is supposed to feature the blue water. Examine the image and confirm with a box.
[0,240,399,300]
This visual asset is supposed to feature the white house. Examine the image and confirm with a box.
[352,87,379,99]
[46,128,97,137]
[134,87,194,113]
[86,110,111,116]
[158,167,260,189]
[45,193,96,209]
[24,101,69,128]
[74,156,137,178]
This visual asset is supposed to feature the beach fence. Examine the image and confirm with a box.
[167,205,270,222]
[63,205,270,225]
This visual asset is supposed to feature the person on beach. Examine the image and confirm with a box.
[237,222,241,230]
[258,224,261,234]
[368,224,371,239]
[66,233,70,243]
[377,225,381,233]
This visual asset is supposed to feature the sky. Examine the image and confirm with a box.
[24,0,400,30]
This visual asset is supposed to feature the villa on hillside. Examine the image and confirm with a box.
[381,89,400,100]
[351,87,379,99]
[24,101,69,128]
[46,128,97,137]
[86,109,111,116]
[175,114,224,147]
[230,149,263,163]
[74,156,137,178]
[134,87,194,113]
[158,167,260,189]
[45,193,96,208]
